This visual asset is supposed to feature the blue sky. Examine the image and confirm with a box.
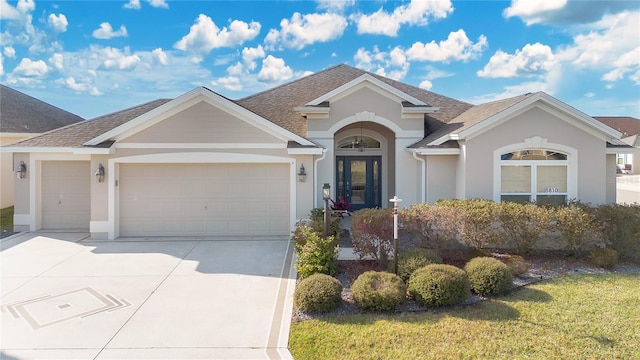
[1,0,639,120]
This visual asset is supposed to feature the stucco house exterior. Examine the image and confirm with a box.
[0,85,84,209]
[3,65,633,240]
[593,116,640,174]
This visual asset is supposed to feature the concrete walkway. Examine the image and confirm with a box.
[0,232,296,359]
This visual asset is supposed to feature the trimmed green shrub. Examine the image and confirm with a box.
[498,202,552,255]
[594,204,640,262]
[399,204,460,250]
[294,273,342,313]
[436,199,502,250]
[351,208,394,266]
[589,248,618,270]
[503,255,529,277]
[351,271,407,311]
[390,248,443,282]
[408,264,470,307]
[294,225,339,279]
[551,204,601,257]
[465,257,513,296]
[309,208,342,238]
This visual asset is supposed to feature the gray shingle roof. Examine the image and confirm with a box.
[0,84,84,133]
[9,99,171,148]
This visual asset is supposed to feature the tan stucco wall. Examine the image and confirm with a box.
[425,155,457,204]
[1,134,32,208]
[606,154,617,203]
[464,106,609,204]
[121,102,282,144]
[91,155,109,221]
[12,153,30,231]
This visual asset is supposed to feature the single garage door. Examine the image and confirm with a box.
[41,161,91,229]
[119,163,290,237]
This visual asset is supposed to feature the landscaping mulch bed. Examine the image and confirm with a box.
[292,253,640,321]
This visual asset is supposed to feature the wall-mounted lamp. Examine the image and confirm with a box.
[95,163,105,183]
[15,161,27,179]
[297,164,307,182]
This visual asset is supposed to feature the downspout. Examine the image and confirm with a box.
[313,148,328,208]
[412,150,426,203]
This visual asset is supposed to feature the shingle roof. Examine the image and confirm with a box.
[593,116,640,137]
[9,99,171,148]
[0,84,84,133]
[236,64,473,137]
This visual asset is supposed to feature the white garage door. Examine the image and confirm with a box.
[41,161,91,230]
[119,163,290,237]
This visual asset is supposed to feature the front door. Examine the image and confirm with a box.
[336,156,381,211]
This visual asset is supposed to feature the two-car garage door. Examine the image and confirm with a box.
[118,163,290,237]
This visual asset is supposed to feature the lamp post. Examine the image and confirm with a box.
[322,183,331,238]
[389,196,402,275]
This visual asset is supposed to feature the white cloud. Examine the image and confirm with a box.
[258,55,293,83]
[419,79,433,90]
[16,0,34,13]
[123,0,140,10]
[601,47,640,82]
[406,29,488,63]
[584,92,595,98]
[423,65,454,80]
[216,76,243,91]
[148,0,168,9]
[264,12,347,50]
[152,48,168,65]
[92,22,128,39]
[503,0,567,25]
[13,57,48,76]
[353,46,409,81]
[0,53,4,76]
[4,46,16,58]
[48,13,68,33]
[59,76,102,96]
[174,14,260,54]
[242,45,265,71]
[630,69,640,85]
[478,42,556,78]
[0,0,21,20]
[49,52,63,70]
[316,0,355,12]
[354,0,453,36]
[99,47,140,71]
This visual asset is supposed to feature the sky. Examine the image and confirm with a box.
[1,0,639,121]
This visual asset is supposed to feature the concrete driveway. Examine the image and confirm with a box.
[0,232,296,359]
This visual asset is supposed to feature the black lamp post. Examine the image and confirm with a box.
[323,183,331,238]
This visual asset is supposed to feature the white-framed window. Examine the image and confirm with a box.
[494,139,577,205]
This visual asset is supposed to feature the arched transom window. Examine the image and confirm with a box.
[500,148,569,205]
[337,136,381,150]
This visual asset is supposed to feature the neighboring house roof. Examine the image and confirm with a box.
[593,116,640,137]
[9,99,171,148]
[622,134,639,147]
[0,84,84,133]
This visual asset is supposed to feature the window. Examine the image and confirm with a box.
[500,149,568,205]
[337,136,380,149]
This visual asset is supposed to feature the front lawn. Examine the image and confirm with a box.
[289,274,640,359]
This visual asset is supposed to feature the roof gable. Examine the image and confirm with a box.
[85,87,314,147]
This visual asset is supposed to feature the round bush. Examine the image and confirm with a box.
[294,273,342,313]
[390,248,443,282]
[464,257,513,296]
[589,248,618,270]
[351,271,407,311]
[503,255,529,277]
[408,264,470,307]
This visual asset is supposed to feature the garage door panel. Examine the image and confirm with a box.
[41,161,91,230]
[119,163,290,237]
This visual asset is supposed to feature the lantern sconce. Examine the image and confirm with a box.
[95,163,105,183]
[322,182,331,201]
[15,161,27,179]
[297,164,307,182]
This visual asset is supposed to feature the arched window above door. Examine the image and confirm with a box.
[337,136,381,149]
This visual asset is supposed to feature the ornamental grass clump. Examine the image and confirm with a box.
[351,271,407,311]
[589,248,618,270]
[390,247,443,282]
[294,273,343,313]
[408,264,470,307]
[465,257,513,296]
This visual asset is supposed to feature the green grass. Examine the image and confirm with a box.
[1,206,13,233]
[289,274,640,359]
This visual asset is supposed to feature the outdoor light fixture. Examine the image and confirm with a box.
[297,164,307,182]
[95,163,105,183]
[15,161,26,179]
[322,182,331,200]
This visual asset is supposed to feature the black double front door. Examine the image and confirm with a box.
[336,156,382,211]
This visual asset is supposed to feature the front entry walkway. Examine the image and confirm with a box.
[0,232,295,359]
